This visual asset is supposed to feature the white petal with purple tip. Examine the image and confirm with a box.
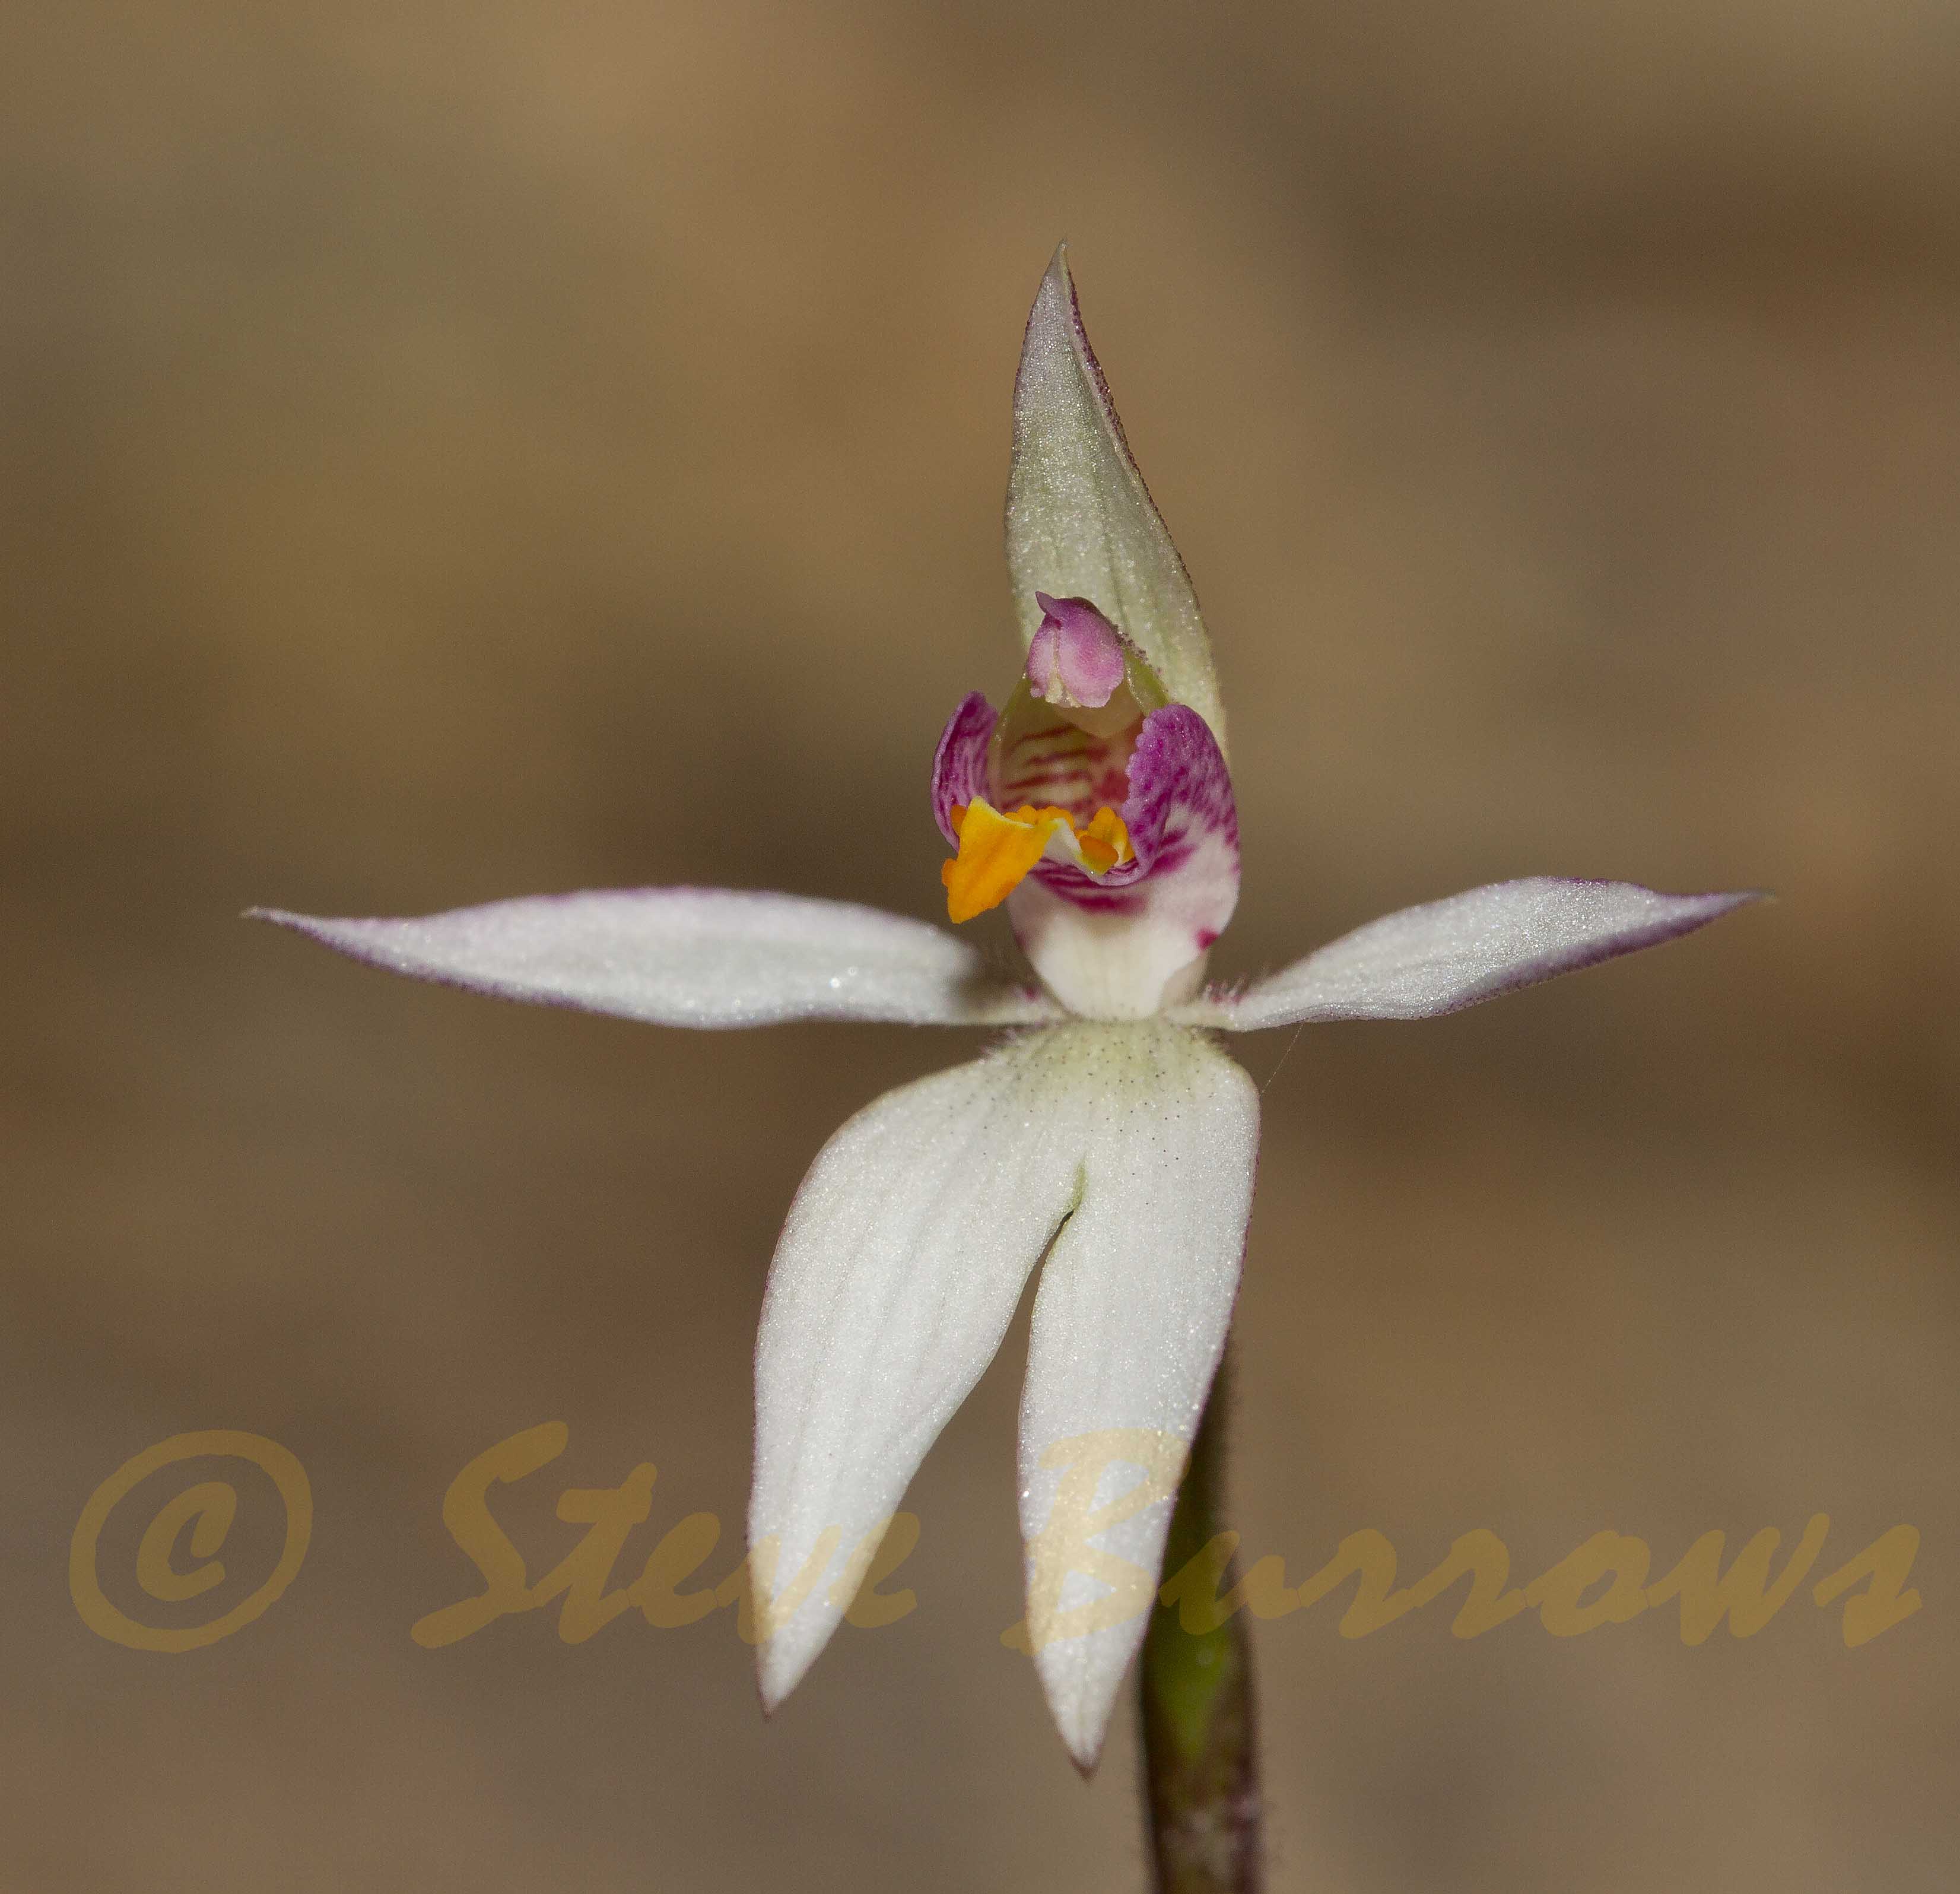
[252,889,1059,1029]
[1177,878,1761,1030]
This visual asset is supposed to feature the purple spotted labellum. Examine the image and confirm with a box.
[254,246,1758,1769]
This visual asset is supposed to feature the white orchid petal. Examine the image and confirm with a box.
[1180,877,1761,1030]
[1015,1023,1259,1769]
[250,889,1059,1028]
[748,1035,1097,1709]
[1007,246,1226,750]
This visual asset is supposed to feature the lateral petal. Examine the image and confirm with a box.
[749,1034,1097,1709]
[251,888,1059,1028]
[1179,878,1762,1030]
[1006,246,1226,751]
[1015,1021,1259,1769]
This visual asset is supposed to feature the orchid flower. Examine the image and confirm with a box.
[255,248,1756,1770]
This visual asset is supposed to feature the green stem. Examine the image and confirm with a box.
[1140,1354,1262,1893]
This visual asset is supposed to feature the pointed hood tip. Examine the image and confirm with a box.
[1034,241,1075,310]
[1035,242,1083,316]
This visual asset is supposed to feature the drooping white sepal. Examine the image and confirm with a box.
[1015,1020,1259,1769]
[748,1036,1093,1711]
[748,1020,1257,1756]
[251,889,1059,1029]
[1175,877,1761,1030]
[1007,245,1227,752]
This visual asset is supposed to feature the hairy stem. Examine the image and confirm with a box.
[1140,1354,1262,1892]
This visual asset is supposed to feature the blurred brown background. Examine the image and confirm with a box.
[4,4,1956,1889]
